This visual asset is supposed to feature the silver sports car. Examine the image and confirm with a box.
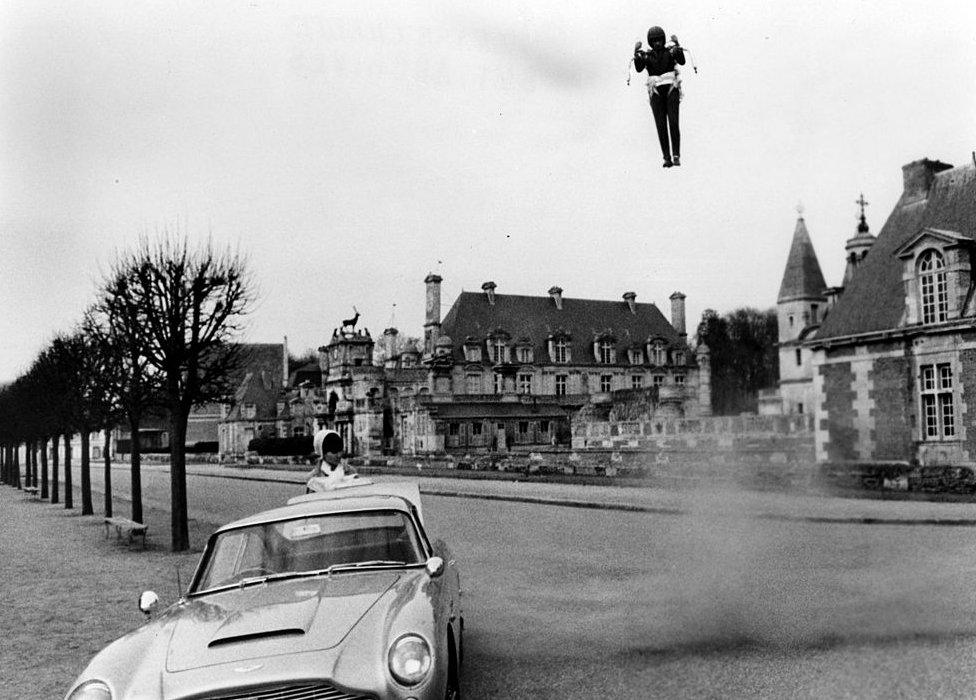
[65,482,463,700]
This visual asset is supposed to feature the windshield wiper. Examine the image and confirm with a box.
[345,560,406,568]
[216,562,411,591]
[307,560,407,577]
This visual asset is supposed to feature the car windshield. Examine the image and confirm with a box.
[193,509,425,592]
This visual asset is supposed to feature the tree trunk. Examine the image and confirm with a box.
[63,433,73,509]
[169,407,190,552]
[14,443,22,489]
[23,441,32,488]
[30,440,38,488]
[51,438,60,505]
[103,428,113,518]
[31,438,38,488]
[1,444,7,485]
[40,437,49,499]
[129,415,143,524]
[80,430,93,515]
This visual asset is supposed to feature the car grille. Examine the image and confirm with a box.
[189,682,374,700]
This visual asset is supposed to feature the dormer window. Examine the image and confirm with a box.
[648,341,667,366]
[596,340,615,364]
[463,337,482,362]
[628,348,643,365]
[489,338,509,363]
[243,403,257,419]
[515,344,534,363]
[549,335,573,364]
[673,351,685,366]
[918,250,948,324]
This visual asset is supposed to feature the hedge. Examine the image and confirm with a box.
[248,436,314,456]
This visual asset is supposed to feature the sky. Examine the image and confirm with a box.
[2,0,975,382]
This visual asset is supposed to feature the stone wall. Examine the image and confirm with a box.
[868,356,913,459]
[571,413,815,487]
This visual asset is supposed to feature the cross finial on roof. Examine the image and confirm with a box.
[796,202,804,218]
[855,193,871,234]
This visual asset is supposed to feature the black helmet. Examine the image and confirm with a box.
[647,26,666,44]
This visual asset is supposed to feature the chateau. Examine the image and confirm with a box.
[218,277,710,457]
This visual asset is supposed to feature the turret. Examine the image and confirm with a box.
[842,193,877,286]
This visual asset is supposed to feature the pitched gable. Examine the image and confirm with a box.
[817,161,976,341]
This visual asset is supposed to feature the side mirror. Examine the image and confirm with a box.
[425,556,445,578]
[139,590,159,617]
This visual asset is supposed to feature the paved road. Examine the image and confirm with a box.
[69,462,976,698]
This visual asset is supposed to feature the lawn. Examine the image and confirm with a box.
[0,486,215,699]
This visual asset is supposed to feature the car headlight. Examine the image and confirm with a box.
[67,680,112,700]
[388,634,432,686]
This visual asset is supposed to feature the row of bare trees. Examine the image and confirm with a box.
[0,237,252,551]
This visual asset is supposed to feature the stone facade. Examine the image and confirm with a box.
[808,157,976,468]
[572,409,814,487]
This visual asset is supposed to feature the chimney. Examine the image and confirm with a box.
[669,291,686,338]
[383,327,399,362]
[623,291,637,314]
[424,273,442,356]
[282,335,289,386]
[548,285,563,310]
[901,158,952,204]
[482,281,497,305]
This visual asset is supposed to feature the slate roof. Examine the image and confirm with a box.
[816,160,976,341]
[231,343,285,385]
[778,216,827,302]
[224,370,281,421]
[289,360,322,388]
[439,291,682,366]
[222,343,286,421]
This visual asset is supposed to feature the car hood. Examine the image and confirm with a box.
[166,571,401,672]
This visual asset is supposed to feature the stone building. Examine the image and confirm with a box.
[213,343,289,455]
[393,276,710,455]
[773,199,878,416]
[233,275,711,459]
[805,156,976,466]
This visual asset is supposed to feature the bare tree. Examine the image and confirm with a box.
[46,333,99,512]
[93,278,164,525]
[83,308,143,520]
[105,237,252,551]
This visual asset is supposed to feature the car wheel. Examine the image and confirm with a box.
[445,635,461,700]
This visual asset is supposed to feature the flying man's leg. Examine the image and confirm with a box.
[649,89,672,164]
[666,87,681,162]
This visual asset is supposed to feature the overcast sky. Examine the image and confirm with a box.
[2,0,975,382]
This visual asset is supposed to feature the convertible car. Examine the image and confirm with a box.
[65,482,463,700]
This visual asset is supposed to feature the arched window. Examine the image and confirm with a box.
[918,250,948,324]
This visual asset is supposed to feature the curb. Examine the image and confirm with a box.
[181,468,976,527]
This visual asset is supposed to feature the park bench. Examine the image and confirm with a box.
[22,486,39,499]
[104,516,148,549]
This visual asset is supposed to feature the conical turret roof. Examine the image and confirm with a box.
[778,216,827,302]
